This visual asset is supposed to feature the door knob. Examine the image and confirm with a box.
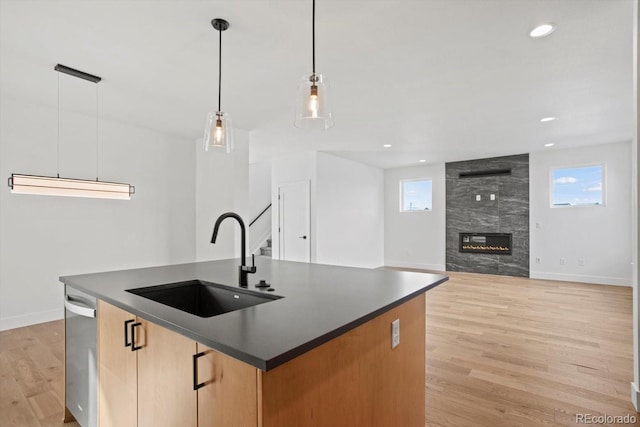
[299,235,307,239]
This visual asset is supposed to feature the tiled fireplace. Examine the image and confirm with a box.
[445,154,529,277]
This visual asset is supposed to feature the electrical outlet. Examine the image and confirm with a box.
[490,194,496,200]
[391,319,400,349]
[535,257,541,264]
[535,222,542,229]
[560,258,566,265]
[578,259,584,266]
[475,195,481,201]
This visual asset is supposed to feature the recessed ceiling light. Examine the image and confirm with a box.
[540,116,556,122]
[529,23,556,38]
[419,159,426,163]
[544,143,555,147]
[383,144,392,148]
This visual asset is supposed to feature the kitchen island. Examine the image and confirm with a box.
[61,257,448,427]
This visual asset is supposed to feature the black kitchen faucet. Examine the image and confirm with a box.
[211,212,256,287]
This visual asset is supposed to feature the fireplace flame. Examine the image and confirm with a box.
[461,245,510,252]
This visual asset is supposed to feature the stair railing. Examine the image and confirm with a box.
[249,203,272,227]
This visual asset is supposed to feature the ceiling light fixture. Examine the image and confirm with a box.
[419,159,427,163]
[203,18,233,153]
[544,143,555,147]
[9,174,133,199]
[383,144,392,148]
[529,23,555,38]
[8,64,134,200]
[540,116,556,122]
[294,0,334,129]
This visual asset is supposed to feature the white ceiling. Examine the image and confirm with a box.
[0,0,634,169]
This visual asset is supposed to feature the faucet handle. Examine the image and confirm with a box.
[242,254,257,274]
[249,254,257,273]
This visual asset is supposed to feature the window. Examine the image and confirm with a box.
[400,179,432,211]
[551,164,604,207]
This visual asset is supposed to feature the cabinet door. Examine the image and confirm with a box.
[196,343,259,427]
[137,320,197,427]
[98,301,138,427]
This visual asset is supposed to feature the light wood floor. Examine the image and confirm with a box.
[423,271,638,427]
[0,320,79,427]
[0,272,637,427]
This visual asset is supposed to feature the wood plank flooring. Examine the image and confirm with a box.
[0,320,79,427]
[421,271,638,427]
[0,272,637,426]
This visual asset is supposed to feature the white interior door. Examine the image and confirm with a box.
[278,180,310,262]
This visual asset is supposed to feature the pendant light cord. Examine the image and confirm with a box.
[218,25,222,112]
[312,0,316,75]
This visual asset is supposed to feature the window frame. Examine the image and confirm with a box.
[549,162,606,208]
[399,177,433,213]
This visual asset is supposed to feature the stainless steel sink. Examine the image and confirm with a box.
[126,280,282,318]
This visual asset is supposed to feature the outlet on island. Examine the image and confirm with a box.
[391,319,400,349]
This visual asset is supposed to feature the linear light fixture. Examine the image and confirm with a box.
[8,64,135,200]
[8,174,134,200]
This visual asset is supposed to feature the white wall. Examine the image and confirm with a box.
[270,151,385,268]
[530,141,632,286]
[249,162,272,218]
[384,163,446,271]
[315,152,384,268]
[270,151,317,261]
[249,161,272,254]
[195,130,250,262]
[0,94,196,330]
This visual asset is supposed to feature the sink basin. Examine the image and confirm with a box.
[126,280,282,318]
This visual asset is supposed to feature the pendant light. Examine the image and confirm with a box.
[203,18,233,153]
[294,0,334,129]
[8,64,135,200]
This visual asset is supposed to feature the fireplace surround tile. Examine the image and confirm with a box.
[446,154,529,277]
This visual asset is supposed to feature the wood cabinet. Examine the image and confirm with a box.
[98,293,425,427]
[97,301,258,427]
[137,321,197,427]
[196,343,259,427]
[98,301,138,427]
[98,302,196,427]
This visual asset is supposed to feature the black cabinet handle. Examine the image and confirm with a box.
[131,322,142,352]
[193,352,206,390]
[124,319,135,347]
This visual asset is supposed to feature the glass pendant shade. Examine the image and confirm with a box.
[203,111,233,153]
[294,73,334,130]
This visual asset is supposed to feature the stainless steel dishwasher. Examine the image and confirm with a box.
[64,285,97,427]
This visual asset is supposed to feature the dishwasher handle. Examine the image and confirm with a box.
[65,295,96,318]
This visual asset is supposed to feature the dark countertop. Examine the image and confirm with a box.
[60,258,448,371]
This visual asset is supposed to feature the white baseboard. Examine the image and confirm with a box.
[0,308,63,331]
[529,271,631,287]
[384,260,446,273]
[632,382,640,412]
